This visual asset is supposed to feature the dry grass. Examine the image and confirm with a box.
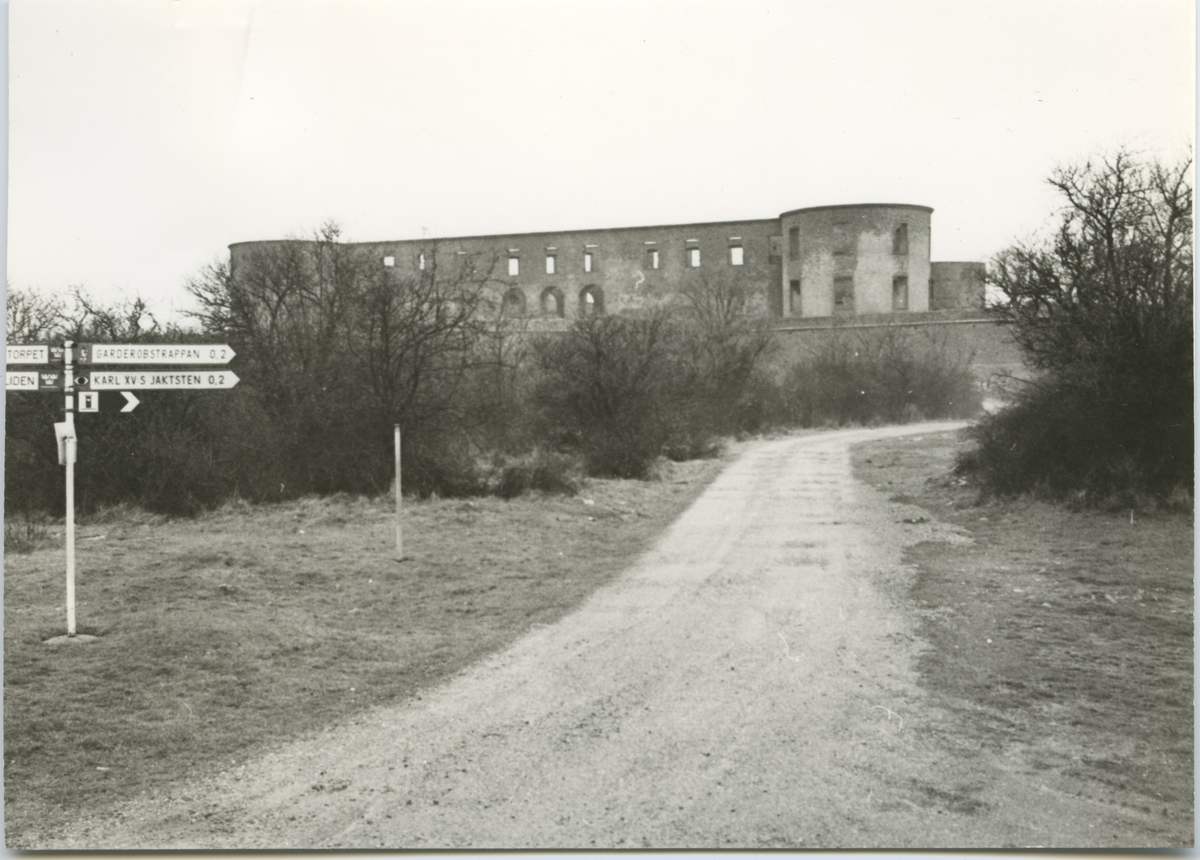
[4,511,51,554]
[853,430,1194,845]
[4,458,725,842]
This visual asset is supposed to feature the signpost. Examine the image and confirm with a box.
[79,370,240,390]
[4,340,239,641]
[6,344,60,364]
[76,343,235,365]
[4,370,64,390]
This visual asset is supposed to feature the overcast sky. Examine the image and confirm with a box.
[7,0,1195,322]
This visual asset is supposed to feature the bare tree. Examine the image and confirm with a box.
[533,308,683,477]
[187,225,506,495]
[989,149,1192,383]
[674,269,776,435]
[59,288,163,343]
[969,149,1193,500]
[351,242,501,430]
[5,284,65,344]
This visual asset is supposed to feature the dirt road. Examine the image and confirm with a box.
[47,424,1132,849]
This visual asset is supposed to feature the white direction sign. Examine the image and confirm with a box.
[79,343,236,365]
[6,344,52,364]
[5,370,64,391]
[6,370,41,390]
[83,370,239,390]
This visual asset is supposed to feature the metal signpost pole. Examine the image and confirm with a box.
[65,435,77,636]
[63,341,77,637]
[394,423,403,561]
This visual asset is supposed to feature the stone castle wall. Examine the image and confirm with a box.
[229,202,987,324]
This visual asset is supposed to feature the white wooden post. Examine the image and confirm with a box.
[63,341,77,636]
[65,429,77,636]
[394,423,403,561]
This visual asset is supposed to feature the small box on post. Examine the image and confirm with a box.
[53,421,74,466]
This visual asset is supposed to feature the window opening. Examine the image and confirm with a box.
[383,256,395,267]
[418,252,425,270]
[893,224,909,255]
[788,227,800,260]
[834,276,855,314]
[540,286,564,318]
[584,252,593,273]
[892,275,909,310]
[688,247,700,268]
[508,257,520,277]
[579,285,605,317]
[789,279,801,315]
[545,254,556,274]
[502,287,526,316]
[729,246,744,266]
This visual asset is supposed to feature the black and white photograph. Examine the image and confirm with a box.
[4,0,1194,850]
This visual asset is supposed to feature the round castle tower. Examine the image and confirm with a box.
[779,204,932,318]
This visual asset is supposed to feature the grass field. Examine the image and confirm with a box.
[7,429,1193,846]
[3,456,727,841]
[852,431,1194,844]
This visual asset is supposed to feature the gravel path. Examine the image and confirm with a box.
[45,423,1118,849]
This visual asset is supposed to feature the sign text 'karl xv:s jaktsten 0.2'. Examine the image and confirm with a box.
[83,370,240,390]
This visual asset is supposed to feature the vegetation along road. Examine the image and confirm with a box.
[33,424,1192,849]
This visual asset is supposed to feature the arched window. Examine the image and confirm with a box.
[501,287,526,316]
[540,286,565,318]
[579,285,605,317]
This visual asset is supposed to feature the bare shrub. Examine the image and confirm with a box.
[533,312,678,479]
[491,449,583,499]
[779,325,981,427]
[4,511,49,554]
[964,150,1193,503]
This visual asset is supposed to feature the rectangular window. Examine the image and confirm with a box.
[769,235,782,260]
[835,223,854,256]
[892,275,909,310]
[788,227,800,260]
[584,252,593,273]
[418,252,425,271]
[508,257,520,277]
[789,279,801,315]
[383,256,395,268]
[893,224,909,255]
[545,255,556,274]
[729,246,744,266]
[834,276,854,314]
[688,247,701,268]
[648,248,659,269]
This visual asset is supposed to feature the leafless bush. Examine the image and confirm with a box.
[4,510,49,554]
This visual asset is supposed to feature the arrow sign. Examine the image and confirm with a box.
[71,392,139,413]
[78,344,235,365]
[81,370,239,390]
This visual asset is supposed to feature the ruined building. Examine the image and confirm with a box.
[229,203,986,324]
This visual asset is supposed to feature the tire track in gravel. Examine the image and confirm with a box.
[45,423,1136,850]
